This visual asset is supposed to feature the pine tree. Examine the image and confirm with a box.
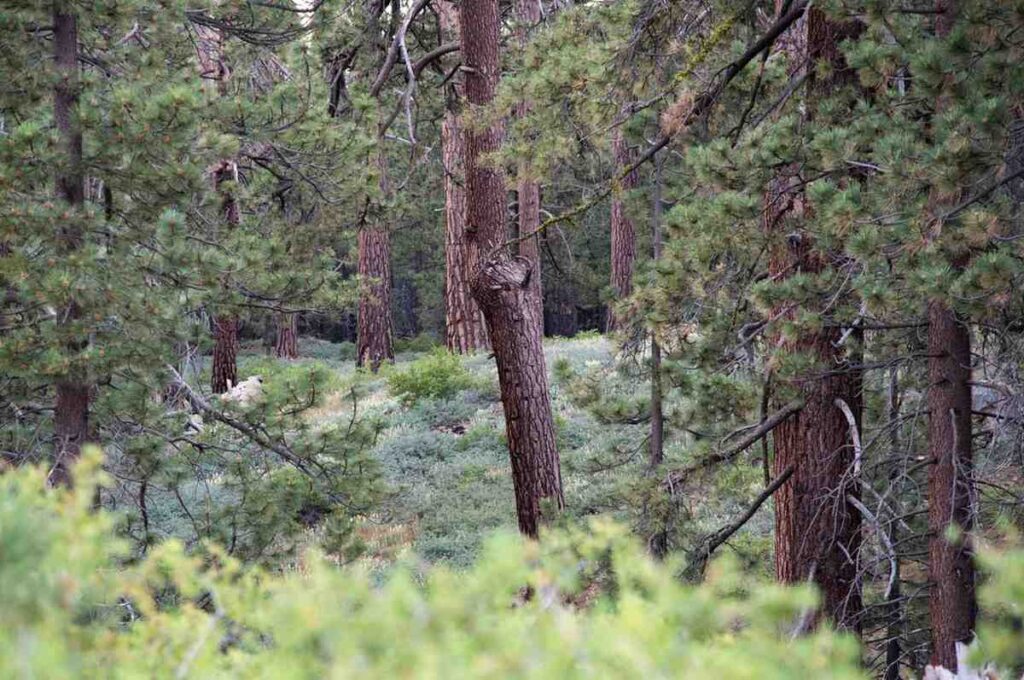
[607,120,637,333]
[926,0,976,666]
[514,0,544,337]
[50,3,89,486]
[439,0,488,354]
[461,0,564,537]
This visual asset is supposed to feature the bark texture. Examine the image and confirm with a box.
[211,315,239,393]
[51,4,90,486]
[461,0,564,537]
[767,4,863,630]
[607,126,637,332]
[356,218,395,371]
[274,313,299,359]
[514,0,544,336]
[440,0,488,354]
[209,159,240,393]
[197,26,240,394]
[926,1,976,667]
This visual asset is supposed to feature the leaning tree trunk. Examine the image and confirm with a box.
[514,0,544,336]
[461,0,564,538]
[926,4,975,667]
[440,0,488,354]
[607,124,637,332]
[767,4,863,631]
[274,313,298,359]
[51,4,90,486]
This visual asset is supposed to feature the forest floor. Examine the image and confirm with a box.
[286,334,645,568]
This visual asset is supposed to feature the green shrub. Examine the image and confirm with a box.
[387,348,476,404]
[394,333,439,354]
[2,454,876,679]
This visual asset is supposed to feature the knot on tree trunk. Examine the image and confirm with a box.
[471,254,532,309]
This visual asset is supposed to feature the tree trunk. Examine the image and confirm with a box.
[440,1,488,354]
[926,302,975,668]
[209,160,240,393]
[211,315,239,393]
[357,2,396,372]
[649,151,664,468]
[196,25,240,395]
[514,0,544,337]
[607,124,637,332]
[767,4,862,631]
[356,216,394,371]
[926,2,976,667]
[51,4,90,486]
[275,313,299,359]
[461,0,564,538]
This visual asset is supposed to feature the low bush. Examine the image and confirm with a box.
[387,348,476,404]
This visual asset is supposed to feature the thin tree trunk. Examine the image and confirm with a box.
[51,4,90,486]
[767,4,862,631]
[607,124,637,332]
[440,0,488,354]
[275,313,298,359]
[461,0,564,538]
[884,366,903,680]
[514,0,544,336]
[926,1,976,667]
[649,151,664,467]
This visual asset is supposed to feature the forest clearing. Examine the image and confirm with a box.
[4,0,1024,677]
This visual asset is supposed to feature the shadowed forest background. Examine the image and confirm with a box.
[3,0,1024,677]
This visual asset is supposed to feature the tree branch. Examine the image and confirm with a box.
[662,399,804,492]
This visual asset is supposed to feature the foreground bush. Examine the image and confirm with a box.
[3,453,1020,678]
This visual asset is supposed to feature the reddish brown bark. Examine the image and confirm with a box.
[196,27,241,394]
[356,215,394,371]
[209,160,240,394]
[275,313,299,359]
[440,0,488,354]
[767,4,862,630]
[211,315,239,393]
[461,0,564,537]
[927,0,976,668]
[607,125,637,332]
[926,301,975,668]
[514,0,544,335]
[50,4,90,486]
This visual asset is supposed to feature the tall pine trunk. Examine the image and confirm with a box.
[51,4,89,486]
[196,27,240,394]
[461,0,564,537]
[356,218,394,370]
[210,158,240,393]
[607,124,637,332]
[514,0,544,336]
[274,313,298,359]
[926,2,976,667]
[357,4,395,372]
[440,0,488,354]
[649,151,664,467]
[767,4,862,630]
